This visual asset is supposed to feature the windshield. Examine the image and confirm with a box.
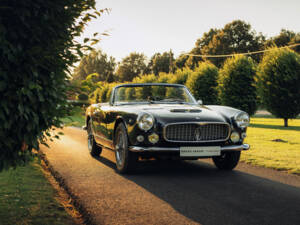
[113,85,197,105]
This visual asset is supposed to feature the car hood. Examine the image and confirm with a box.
[135,104,228,124]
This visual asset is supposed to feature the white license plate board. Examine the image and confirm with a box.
[180,146,221,157]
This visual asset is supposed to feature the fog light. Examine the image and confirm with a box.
[230,132,240,143]
[148,133,159,144]
[137,135,144,142]
[241,132,247,139]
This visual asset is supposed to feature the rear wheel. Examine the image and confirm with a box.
[114,123,138,174]
[212,151,241,170]
[87,120,102,157]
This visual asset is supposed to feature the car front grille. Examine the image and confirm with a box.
[164,123,230,142]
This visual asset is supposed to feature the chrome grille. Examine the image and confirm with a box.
[164,123,230,142]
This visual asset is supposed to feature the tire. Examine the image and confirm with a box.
[87,120,102,157]
[114,123,138,174]
[212,151,241,170]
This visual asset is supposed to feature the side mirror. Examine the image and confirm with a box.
[197,100,203,105]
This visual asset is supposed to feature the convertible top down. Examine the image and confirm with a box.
[84,83,250,173]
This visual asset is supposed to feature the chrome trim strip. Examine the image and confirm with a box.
[129,144,250,152]
[163,122,231,143]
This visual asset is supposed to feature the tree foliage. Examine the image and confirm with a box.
[265,29,300,54]
[73,49,116,82]
[0,0,102,170]
[145,50,175,75]
[186,62,219,104]
[116,52,147,82]
[170,68,191,84]
[219,55,257,115]
[186,20,265,68]
[174,54,189,70]
[257,48,300,127]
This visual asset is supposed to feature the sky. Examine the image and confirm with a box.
[81,0,300,61]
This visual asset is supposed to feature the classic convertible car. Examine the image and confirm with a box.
[84,83,250,173]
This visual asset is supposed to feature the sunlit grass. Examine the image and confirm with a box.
[0,159,76,225]
[241,118,300,175]
[61,106,85,127]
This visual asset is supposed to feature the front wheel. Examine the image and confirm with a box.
[87,120,102,157]
[114,123,138,174]
[212,151,241,170]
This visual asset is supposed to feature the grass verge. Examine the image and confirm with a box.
[61,106,85,127]
[0,158,78,225]
[241,118,300,175]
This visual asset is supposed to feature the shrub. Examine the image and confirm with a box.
[77,93,89,101]
[0,0,101,170]
[170,68,191,84]
[133,74,157,99]
[99,84,110,103]
[186,62,219,104]
[257,48,300,126]
[219,55,257,115]
[157,72,173,83]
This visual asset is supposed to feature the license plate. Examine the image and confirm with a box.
[180,146,221,157]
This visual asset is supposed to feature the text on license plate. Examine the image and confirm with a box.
[180,146,221,157]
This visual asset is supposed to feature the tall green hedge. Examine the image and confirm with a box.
[219,55,257,115]
[0,0,100,170]
[257,48,300,127]
[170,68,191,84]
[186,62,219,104]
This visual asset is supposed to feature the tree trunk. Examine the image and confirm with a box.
[284,118,288,127]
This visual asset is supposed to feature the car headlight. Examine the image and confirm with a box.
[230,131,240,143]
[137,113,154,131]
[234,112,250,128]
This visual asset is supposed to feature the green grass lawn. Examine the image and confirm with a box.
[61,106,85,127]
[241,118,300,175]
[0,159,76,225]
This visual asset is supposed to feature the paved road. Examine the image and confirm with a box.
[41,127,300,225]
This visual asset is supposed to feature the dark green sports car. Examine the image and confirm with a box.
[84,83,250,173]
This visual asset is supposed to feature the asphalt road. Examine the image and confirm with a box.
[41,127,300,225]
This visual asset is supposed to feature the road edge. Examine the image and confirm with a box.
[39,151,96,225]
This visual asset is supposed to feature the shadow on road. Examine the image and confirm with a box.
[94,156,300,225]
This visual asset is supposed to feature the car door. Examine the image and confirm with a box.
[92,103,110,148]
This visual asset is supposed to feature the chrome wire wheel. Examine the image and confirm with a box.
[87,120,102,157]
[87,121,93,153]
[115,131,125,168]
[114,123,138,174]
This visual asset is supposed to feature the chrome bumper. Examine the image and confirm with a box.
[129,144,250,152]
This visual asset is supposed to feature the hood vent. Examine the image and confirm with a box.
[170,109,202,113]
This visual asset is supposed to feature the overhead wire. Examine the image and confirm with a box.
[182,43,300,58]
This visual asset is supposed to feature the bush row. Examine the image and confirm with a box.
[90,56,256,113]
[89,48,300,122]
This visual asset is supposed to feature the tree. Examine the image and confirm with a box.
[257,48,300,127]
[146,50,175,75]
[116,52,147,82]
[174,54,189,69]
[189,20,265,68]
[0,0,102,170]
[265,29,300,54]
[265,29,296,47]
[73,49,116,82]
[219,55,257,116]
[186,62,219,104]
[185,28,219,69]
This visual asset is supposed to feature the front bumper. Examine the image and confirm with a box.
[129,144,250,152]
